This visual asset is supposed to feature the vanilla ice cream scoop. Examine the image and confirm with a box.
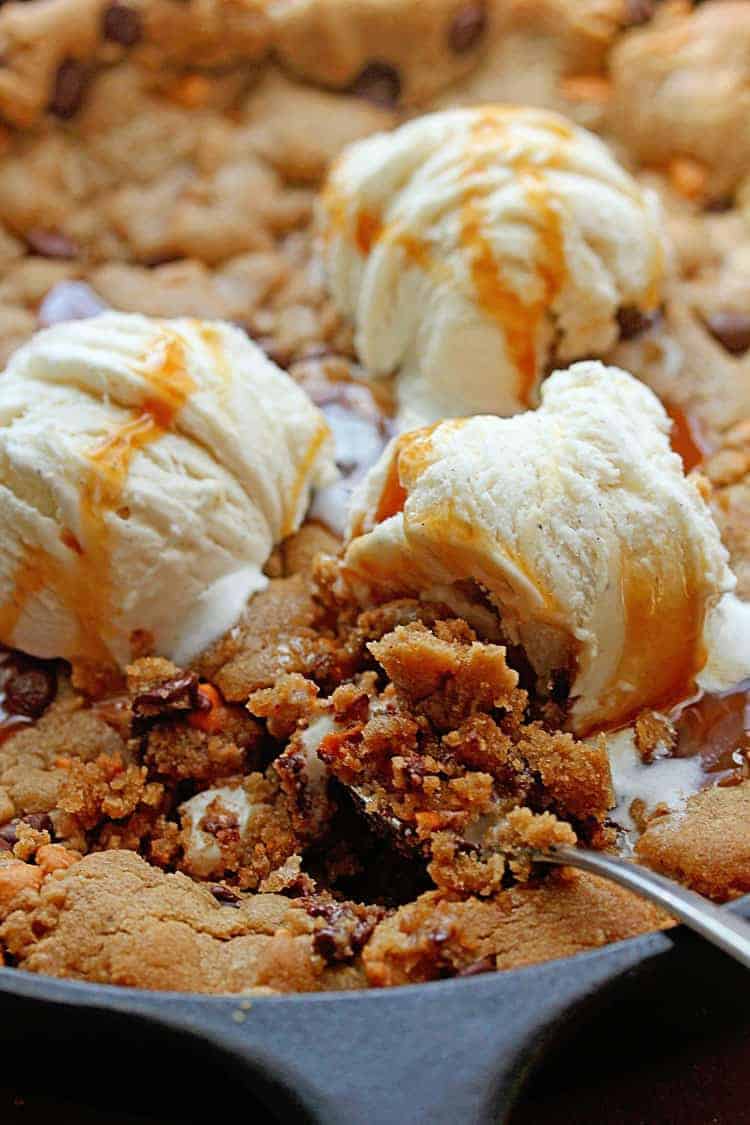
[319,106,668,429]
[343,361,738,735]
[0,313,335,669]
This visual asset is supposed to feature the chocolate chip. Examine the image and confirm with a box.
[310,928,337,962]
[705,196,733,214]
[133,673,204,718]
[303,897,383,963]
[103,2,143,46]
[350,62,401,108]
[210,884,241,907]
[549,668,571,706]
[5,661,57,719]
[623,0,655,25]
[49,59,88,119]
[448,3,487,53]
[704,311,750,357]
[616,305,656,341]
[25,229,78,260]
[456,955,496,978]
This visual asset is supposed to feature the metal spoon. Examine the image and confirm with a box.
[536,843,750,969]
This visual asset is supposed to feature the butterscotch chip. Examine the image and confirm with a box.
[0,862,43,911]
[668,156,709,202]
[36,845,80,875]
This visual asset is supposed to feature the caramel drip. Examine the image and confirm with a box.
[283,422,331,539]
[356,210,383,255]
[320,179,349,245]
[198,323,232,408]
[579,549,706,736]
[0,331,197,664]
[665,401,709,472]
[458,115,568,407]
[643,224,665,312]
[395,232,432,271]
[374,456,408,526]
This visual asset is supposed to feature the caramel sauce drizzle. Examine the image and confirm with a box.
[374,458,408,527]
[326,106,664,408]
[0,551,48,646]
[579,549,706,736]
[197,322,232,409]
[283,422,332,540]
[356,210,383,256]
[665,401,710,473]
[0,331,197,664]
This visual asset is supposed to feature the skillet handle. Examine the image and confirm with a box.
[187,938,664,1125]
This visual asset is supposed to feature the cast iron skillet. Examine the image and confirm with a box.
[1,895,749,1123]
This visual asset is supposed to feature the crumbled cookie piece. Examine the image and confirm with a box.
[178,770,302,889]
[369,621,523,730]
[0,0,272,130]
[0,850,365,992]
[634,711,676,763]
[298,894,385,965]
[243,67,396,182]
[316,617,613,894]
[248,673,320,741]
[0,680,127,831]
[58,752,164,833]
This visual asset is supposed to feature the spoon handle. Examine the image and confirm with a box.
[537,844,750,970]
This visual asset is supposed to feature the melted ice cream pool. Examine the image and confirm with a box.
[607,680,750,845]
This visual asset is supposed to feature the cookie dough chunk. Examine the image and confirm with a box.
[609,2,750,199]
[0,680,126,831]
[271,0,490,106]
[447,0,627,122]
[363,870,670,986]
[0,0,272,130]
[636,782,750,902]
[0,850,365,992]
